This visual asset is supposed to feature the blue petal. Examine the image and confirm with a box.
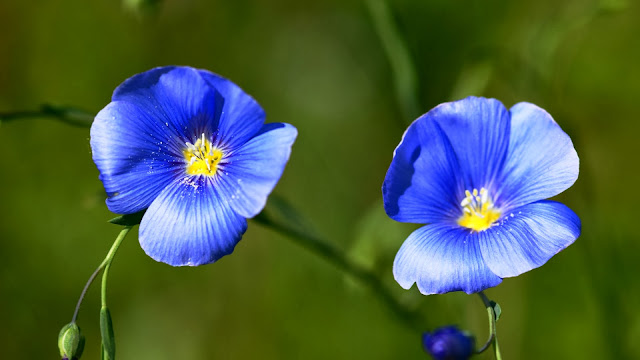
[91,101,185,214]
[112,66,265,150]
[216,123,297,218]
[429,96,511,190]
[111,66,224,142]
[197,69,266,150]
[383,115,463,224]
[92,66,267,215]
[496,102,579,209]
[479,200,580,278]
[393,223,502,295]
[138,176,248,266]
[112,66,177,100]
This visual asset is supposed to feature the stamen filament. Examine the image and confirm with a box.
[183,133,224,176]
[458,187,500,231]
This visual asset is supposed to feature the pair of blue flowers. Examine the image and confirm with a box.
[91,66,580,295]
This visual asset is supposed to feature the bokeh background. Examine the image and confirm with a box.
[1,0,638,359]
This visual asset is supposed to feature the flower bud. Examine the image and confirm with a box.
[58,322,85,360]
[422,326,474,360]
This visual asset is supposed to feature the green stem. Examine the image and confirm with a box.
[365,0,420,122]
[254,212,423,332]
[101,226,133,307]
[477,291,502,360]
[71,265,103,323]
[0,104,93,128]
[71,226,133,323]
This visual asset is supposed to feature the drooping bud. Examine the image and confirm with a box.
[422,326,475,360]
[58,322,85,360]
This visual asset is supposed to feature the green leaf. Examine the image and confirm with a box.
[348,200,415,275]
[108,210,145,226]
[366,0,419,121]
[261,194,311,230]
[100,306,116,360]
[490,300,502,322]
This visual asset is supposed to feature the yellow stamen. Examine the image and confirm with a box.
[183,133,223,176]
[457,187,501,231]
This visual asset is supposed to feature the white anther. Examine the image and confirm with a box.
[460,187,497,216]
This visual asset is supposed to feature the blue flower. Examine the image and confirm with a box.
[422,326,475,360]
[383,96,580,294]
[90,66,297,266]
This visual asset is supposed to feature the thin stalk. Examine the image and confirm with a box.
[477,291,502,360]
[101,227,133,307]
[254,212,422,332]
[71,226,132,323]
[366,0,420,122]
[0,104,93,128]
[72,266,103,323]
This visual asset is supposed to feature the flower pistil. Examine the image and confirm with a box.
[183,133,223,176]
[457,188,500,231]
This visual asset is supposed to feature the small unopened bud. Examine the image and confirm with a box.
[58,322,85,360]
[422,326,475,360]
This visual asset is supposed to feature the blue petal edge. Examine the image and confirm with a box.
[139,176,248,266]
[217,123,297,218]
[92,66,269,215]
[382,114,463,224]
[91,101,184,214]
[496,102,579,209]
[111,66,266,150]
[393,223,503,295]
[197,69,266,150]
[479,200,580,278]
[111,66,226,143]
[429,96,511,190]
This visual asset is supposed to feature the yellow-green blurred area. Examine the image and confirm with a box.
[0,0,638,358]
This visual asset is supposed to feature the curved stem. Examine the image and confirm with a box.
[101,227,133,307]
[365,0,420,122]
[0,104,93,128]
[254,212,423,332]
[477,291,502,360]
[71,226,132,323]
[72,265,103,323]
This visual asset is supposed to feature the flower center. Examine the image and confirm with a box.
[457,188,501,231]
[183,133,223,176]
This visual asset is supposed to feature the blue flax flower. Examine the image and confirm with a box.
[91,66,297,266]
[422,326,475,360]
[383,96,580,294]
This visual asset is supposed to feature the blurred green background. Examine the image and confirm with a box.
[1,0,638,359]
